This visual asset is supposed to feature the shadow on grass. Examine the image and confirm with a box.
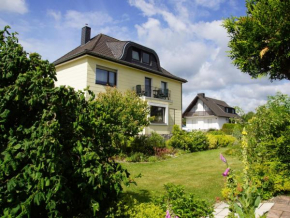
[123,189,152,203]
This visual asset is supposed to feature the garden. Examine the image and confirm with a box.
[1,4,290,215]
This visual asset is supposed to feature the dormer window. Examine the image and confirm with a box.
[142,52,150,64]
[132,50,140,61]
[225,107,235,114]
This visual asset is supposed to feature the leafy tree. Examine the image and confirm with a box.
[242,111,255,122]
[0,26,149,217]
[223,0,290,80]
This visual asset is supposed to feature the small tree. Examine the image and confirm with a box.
[223,0,290,80]
[0,26,149,217]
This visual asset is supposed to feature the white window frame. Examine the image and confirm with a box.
[148,102,169,125]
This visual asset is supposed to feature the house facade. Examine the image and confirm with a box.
[54,26,187,135]
[182,93,239,130]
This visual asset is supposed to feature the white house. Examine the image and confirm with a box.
[182,93,239,130]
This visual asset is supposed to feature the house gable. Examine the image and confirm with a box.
[183,93,239,118]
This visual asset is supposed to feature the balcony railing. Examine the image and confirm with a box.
[133,85,171,100]
[183,111,214,117]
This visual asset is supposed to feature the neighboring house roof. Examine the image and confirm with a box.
[54,33,187,83]
[182,93,240,118]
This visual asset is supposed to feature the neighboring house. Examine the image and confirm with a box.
[182,93,239,130]
[54,26,187,135]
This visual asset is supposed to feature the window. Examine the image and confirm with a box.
[161,81,167,91]
[150,106,165,123]
[142,52,150,64]
[145,77,151,97]
[132,50,140,61]
[96,68,116,86]
[225,107,235,114]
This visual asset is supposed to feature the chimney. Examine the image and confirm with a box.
[81,25,91,45]
[198,93,205,98]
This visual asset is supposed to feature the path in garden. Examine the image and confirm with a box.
[213,196,290,218]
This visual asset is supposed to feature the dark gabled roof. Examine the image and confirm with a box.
[182,93,240,118]
[54,33,187,83]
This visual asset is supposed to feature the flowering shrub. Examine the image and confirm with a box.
[221,129,261,218]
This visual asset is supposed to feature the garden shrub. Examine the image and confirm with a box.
[207,130,225,135]
[126,152,147,162]
[0,27,150,217]
[232,124,243,140]
[106,195,164,218]
[155,183,214,218]
[126,135,154,156]
[247,93,290,198]
[167,125,209,152]
[207,134,236,149]
[207,134,218,149]
[217,135,236,147]
[148,156,159,162]
[148,132,166,148]
[188,130,209,151]
[126,202,164,218]
[221,123,237,135]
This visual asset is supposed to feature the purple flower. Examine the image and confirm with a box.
[220,153,227,163]
[222,168,230,177]
[165,210,179,218]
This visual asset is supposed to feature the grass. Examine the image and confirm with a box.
[121,148,242,203]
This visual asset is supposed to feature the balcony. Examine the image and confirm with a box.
[133,85,171,100]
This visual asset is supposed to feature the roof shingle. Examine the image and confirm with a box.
[54,33,187,83]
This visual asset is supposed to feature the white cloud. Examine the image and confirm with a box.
[0,0,28,14]
[64,10,113,29]
[129,0,290,113]
[128,0,158,16]
[47,10,62,22]
[195,0,226,10]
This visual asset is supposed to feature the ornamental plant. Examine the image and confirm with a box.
[0,26,149,217]
[155,183,214,218]
[247,93,290,198]
[221,129,261,218]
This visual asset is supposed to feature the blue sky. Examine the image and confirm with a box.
[1,0,289,112]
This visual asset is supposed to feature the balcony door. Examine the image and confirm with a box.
[145,77,151,97]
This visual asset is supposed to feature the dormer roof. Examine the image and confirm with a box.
[54,33,187,83]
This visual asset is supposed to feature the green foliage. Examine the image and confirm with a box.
[222,131,261,218]
[247,93,290,199]
[148,132,166,148]
[221,123,238,135]
[126,135,155,156]
[120,132,166,158]
[155,183,214,218]
[127,202,164,218]
[207,130,225,135]
[207,134,219,149]
[223,0,290,80]
[126,152,147,163]
[242,111,255,123]
[167,125,209,152]
[106,195,164,218]
[0,26,149,217]
[188,130,209,151]
[250,162,290,199]
[207,135,236,149]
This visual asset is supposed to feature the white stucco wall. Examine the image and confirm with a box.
[185,116,229,130]
[185,98,230,130]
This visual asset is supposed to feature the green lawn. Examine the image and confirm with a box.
[121,148,242,203]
